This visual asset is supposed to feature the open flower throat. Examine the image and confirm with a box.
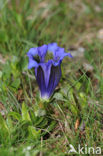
[33,52,54,63]
[27,43,72,99]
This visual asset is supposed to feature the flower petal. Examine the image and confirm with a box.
[48,43,73,62]
[28,59,38,69]
[48,42,58,54]
[35,66,47,98]
[27,47,38,58]
[47,64,61,97]
[35,60,61,99]
[27,47,39,69]
[40,60,52,88]
[38,44,48,62]
[55,47,73,60]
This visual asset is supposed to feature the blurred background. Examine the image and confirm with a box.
[0,0,103,54]
[0,0,103,155]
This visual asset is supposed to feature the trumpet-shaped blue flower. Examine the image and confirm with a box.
[27,43,72,99]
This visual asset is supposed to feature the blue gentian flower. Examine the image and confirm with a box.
[27,43,72,100]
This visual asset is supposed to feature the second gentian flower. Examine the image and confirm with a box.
[27,43,72,99]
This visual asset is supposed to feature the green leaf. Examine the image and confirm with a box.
[11,78,20,89]
[28,126,41,140]
[0,113,9,141]
[79,92,87,110]
[6,116,13,130]
[0,113,8,131]
[0,30,8,42]
[0,71,3,79]
[8,112,21,121]
[35,109,46,117]
[22,102,31,122]
[75,82,81,90]
[47,121,56,132]
[20,57,28,71]
[15,13,22,27]
[53,93,66,101]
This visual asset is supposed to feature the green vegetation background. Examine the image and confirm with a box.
[0,0,103,155]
